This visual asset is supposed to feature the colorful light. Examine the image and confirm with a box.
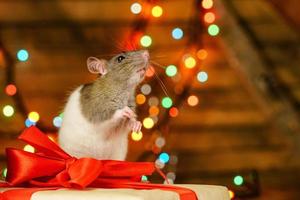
[140,35,152,47]
[202,0,213,9]
[17,49,29,62]
[141,175,148,182]
[161,97,173,108]
[145,66,155,77]
[2,168,7,178]
[159,152,170,164]
[184,56,196,68]
[53,116,63,128]
[228,190,235,199]
[2,105,14,117]
[23,144,35,153]
[25,118,36,127]
[165,65,177,77]
[233,175,244,186]
[187,95,199,106]
[204,12,216,23]
[155,137,166,148]
[131,131,143,141]
[197,71,208,83]
[155,159,165,169]
[172,28,183,40]
[141,84,151,95]
[143,117,154,129]
[5,84,17,96]
[148,96,159,106]
[166,172,176,181]
[149,106,159,116]
[28,111,40,123]
[196,49,208,60]
[208,24,220,36]
[169,107,179,117]
[152,5,163,18]
[136,94,146,105]
[130,2,142,14]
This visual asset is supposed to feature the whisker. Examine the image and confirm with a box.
[151,68,169,97]
[150,60,166,69]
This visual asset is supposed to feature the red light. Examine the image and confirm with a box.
[169,107,179,117]
[5,84,17,96]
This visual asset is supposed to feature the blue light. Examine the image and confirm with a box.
[53,116,63,128]
[17,49,29,62]
[172,28,183,40]
[159,152,170,164]
[25,118,36,127]
[197,71,208,83]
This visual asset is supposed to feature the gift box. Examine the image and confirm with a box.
[0,127,229,200]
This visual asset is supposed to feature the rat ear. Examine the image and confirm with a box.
[87,57,107,75]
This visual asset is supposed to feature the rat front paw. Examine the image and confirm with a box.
[114,106,136,120]
[131,120,142,133]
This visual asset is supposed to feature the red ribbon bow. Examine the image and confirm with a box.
[0,126,198,200]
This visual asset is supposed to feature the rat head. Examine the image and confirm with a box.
[87,50,150,86]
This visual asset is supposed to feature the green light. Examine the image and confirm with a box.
[162,97,173,108]
[2,168,7,178]
[140,35,152,47]
[165,65,177,77]
[208,24,220,36]
[141,175,148,182]
[233,175,244,186]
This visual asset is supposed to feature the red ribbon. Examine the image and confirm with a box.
[0,126,197,200]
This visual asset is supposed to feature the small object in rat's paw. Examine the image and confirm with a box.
[58,50,150,161]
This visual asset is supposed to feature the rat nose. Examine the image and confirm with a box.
[141,50,149,61]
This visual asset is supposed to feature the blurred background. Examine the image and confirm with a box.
[0,0,300,199]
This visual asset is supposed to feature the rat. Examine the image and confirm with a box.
[58,49,150,160]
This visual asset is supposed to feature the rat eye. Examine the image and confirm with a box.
[117,55,125,63]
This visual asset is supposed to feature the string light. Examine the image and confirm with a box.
[208,24,220,36]
[169,107,179,117]
[202,0,214,9]
[155,159,165,169]
[228,190,235,199]
[161,97,173,108]
[196,49,208,60]
[136,94,146,105]
[148,96,159,106]
[23,144,35,153]
[159,152,170,164]
[165,65,177,77]
[143,117,154,129]
[197,71,208,83]
[149,106,159,116]
[2,168,7,178]
[141,84,151,95]
[145,66,155,77]
[130,2,142,14]
[25,118,36,127]
[233,175,244,186]
[53,116,63,128]
[140,35,152,47]
[166,172,176,181]
[141,175,148,182]
[152,5,163,18]
[155,137,166,148]
[172,28,183,40]
[17,49,29,62]
[204,12,215,23]
[5,84,17,96]
[131,131,143,141]
[187,95,199,106]
[2,105,14,117]
[28,111,40,123]
[184,56,196,68]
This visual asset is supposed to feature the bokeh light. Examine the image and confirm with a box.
[131,131,143,141]
[197,71,208,83]
[141,84,152,95]
[155,159,165,169]
[53,116,63,128]
[197,49,208,60]
[187,95,199,106]
[184,56,196,68]
[136,94,146,105]
[2,168,7,178]
[166,172,176,181]
[152,5,163,17]
[130,2,142,14]
[233,175,244,186]
[165,65,177,77]
[169,107,179,117]
[228,190,235,199]
[25,118,36,127]
[149,106,159,116]
[148,96,159,106]
[141,175,148,182]
[23,144,35,153]
[159,152,170,164]
[145,66,155,77]
[202,0,213,9]
[2,105,14,117]
[204,12,216,23]
[140,35,152,47]
[17,49,29,62]
[161,97,173,108]
[5,84,17,96]
[172,28,183,40]
[143,117,154,129]
[155,137,166,148]
[208,24,220,36]
[28,111,40,123]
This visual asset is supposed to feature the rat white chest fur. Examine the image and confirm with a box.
[59,86,130,160]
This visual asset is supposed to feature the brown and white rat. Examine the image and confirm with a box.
[58,50,149,160]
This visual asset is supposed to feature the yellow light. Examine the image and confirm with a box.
[131,131,143,141]
[28,111,40,122]
[202,0,213,9]
[228,190,235,199]
[152,5,163,18]
[2,105,14,117]
[204,12,215,23]
[187,95,199,106]
[149,106,159,116]
[23,144,35,153]
[184,56,196,69]
[197,49,208,60]
[143,117,154,129]
[136,94,146,105]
